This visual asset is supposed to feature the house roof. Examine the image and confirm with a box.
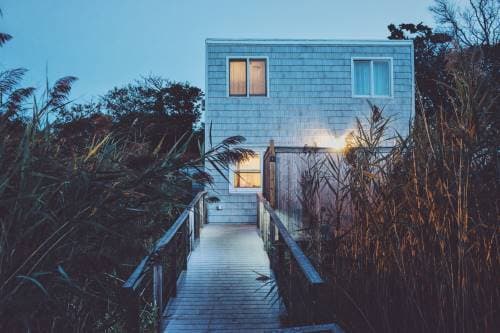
[205,38,413,46]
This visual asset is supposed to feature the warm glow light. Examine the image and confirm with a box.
[313,132,349,152]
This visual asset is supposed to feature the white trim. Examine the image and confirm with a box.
[351,57,393,99]
[410,42,416,120]
[228,147,265,194]
[226,56,270,98]
[204,40,209,149]
[207,38,413,46]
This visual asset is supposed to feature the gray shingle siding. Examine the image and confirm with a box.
[205,39,414,224]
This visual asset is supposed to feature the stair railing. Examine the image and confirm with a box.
[121,191,207,332]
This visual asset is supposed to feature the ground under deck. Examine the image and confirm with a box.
[163,224,283,332]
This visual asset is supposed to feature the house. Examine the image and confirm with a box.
[204,38,414,224]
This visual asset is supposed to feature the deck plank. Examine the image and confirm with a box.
[163,224,283,332]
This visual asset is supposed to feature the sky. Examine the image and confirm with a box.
[1,0,435,103]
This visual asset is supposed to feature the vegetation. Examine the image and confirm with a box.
[0,14,252,332]
[297,1,499,331]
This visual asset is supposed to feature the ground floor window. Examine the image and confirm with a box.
[230,153,262,192]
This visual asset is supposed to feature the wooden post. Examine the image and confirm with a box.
[121,287,140,333]
[309,282,324,324]
[170,247,178,297]
[188,208,195,251]
[153,264,163,329]
[268,140,276,208]
[182,222,188,271]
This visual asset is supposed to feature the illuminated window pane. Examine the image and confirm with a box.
[234,172,261,188]
[237,155,260,170]
[249,59,266,96]
[229,59,247,96]
[234,154,261,188]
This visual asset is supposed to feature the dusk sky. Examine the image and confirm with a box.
[2,0,435,102]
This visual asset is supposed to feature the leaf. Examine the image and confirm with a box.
[16,275,49,296]
[0,68,27,93]
[84,134,111,162]
[57,265,71,283]
[0,32,12,47]
[49,76,78,106]
[253,270,271,281]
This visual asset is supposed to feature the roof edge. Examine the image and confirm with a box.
[205,38,413,46]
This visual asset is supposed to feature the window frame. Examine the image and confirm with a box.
[351,57,393,98]
[227,56,269,98]
[228,58,248,96]
[228,148,264,194]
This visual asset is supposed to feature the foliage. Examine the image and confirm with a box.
[298,52,499,332]
[430,0,500,47]
[0,18,252,331]
[388,22,452,109]
[55,75,205,157]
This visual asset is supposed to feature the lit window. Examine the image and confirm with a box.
[249,59,266,96]
[229,58,267,97]
[234,154,261,188]
[353,59,391,97]
[229,59,247,96]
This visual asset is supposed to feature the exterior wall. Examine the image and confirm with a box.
[205,39,414,224]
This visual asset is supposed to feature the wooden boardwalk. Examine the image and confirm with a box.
[162,223,283,332]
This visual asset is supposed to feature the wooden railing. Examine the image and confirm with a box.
[257,193,326,326]
[121,191,207,332]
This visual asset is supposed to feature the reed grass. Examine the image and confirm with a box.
[0,77,252,331]
[299,51,499,332]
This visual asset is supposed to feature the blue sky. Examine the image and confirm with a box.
[1,0,435,102]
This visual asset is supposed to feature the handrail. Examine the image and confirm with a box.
[121,190,207,332]
[257,193,326,325]
[257,193,323,285]
[123,191,206,290]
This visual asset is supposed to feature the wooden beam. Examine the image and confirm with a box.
[268,140,276,208]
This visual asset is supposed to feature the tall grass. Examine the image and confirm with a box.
[299,52,499,332]
[0,78,251,331]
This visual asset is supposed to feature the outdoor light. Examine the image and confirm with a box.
[313,132,349,152]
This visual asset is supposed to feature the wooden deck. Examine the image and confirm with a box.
[162,223,283,332]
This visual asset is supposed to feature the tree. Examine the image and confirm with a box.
[54,76,204,157]
[430,0,500,91]
[102,76,202,126]
[100,76,203,154]
[430,0,500,47]
[388,22,452,110]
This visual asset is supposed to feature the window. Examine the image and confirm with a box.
[249,60,266,96]
[229,59,247,96]
[233,154,261,189]
[353,59,392,97]
[229,58,267,97]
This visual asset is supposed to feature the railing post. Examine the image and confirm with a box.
[268,140,276,208]
[309,282,325,324]
[188,208,195,251]
[182,222,188,271]
[170,247,178,298]
[121,287,140,333]
[153,263,163,330]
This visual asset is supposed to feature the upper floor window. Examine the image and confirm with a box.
[229,58,267,97]
[353,59,392,97]
[229,59,247,96]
